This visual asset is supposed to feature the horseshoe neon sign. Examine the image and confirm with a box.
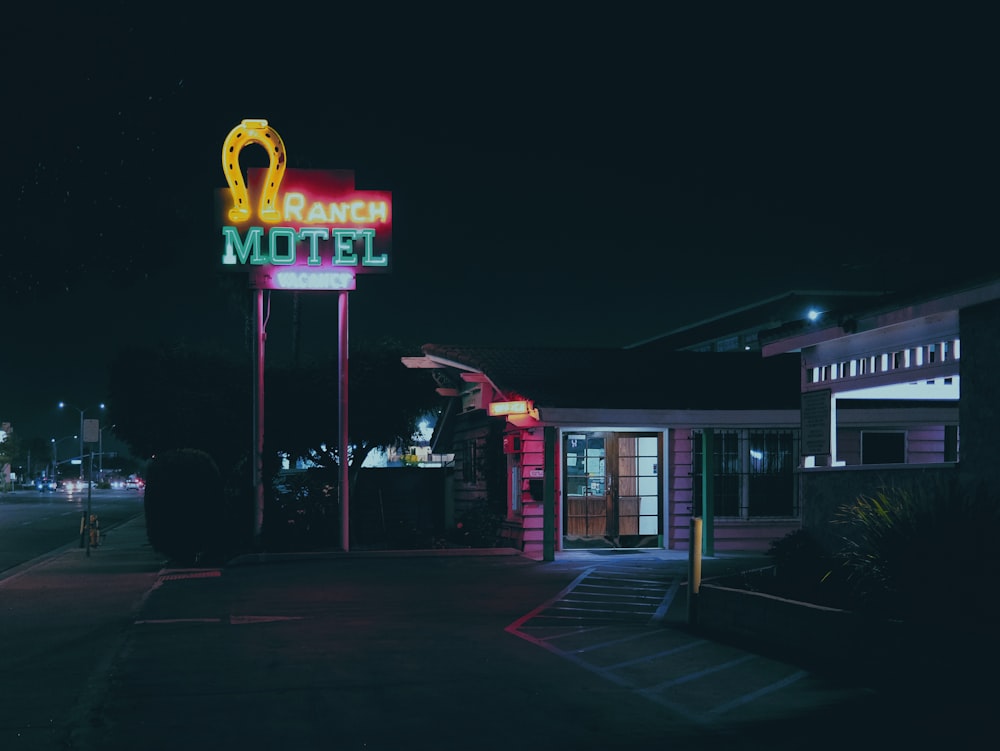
[222,119,287,223]
[217,119,393,283]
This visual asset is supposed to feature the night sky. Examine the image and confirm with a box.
[3,5,996,441]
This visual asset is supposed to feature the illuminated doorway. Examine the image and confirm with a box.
[563,431,661,548]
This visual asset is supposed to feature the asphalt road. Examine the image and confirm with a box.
[0,488,145,574]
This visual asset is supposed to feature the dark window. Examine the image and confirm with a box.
[861,431,906,464]
[462,439,479,483]
[944,425,959,462]
[692,429,798,518]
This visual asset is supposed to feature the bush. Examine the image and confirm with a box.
[768,529,853,603]
[835,480,1000,624]
[264,467,339,551]
[729,529,856,609]
[144,448,227,565]
[443,499,504,548]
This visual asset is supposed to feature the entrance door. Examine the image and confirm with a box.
[564,433,608,541]
[563,432,661,548]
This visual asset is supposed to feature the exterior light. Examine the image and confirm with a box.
[489,400,534,417]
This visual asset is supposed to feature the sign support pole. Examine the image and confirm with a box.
[339,291,350,552]
[86,450,93,557]
[253,288,265,547]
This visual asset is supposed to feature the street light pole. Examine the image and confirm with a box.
[59,402,105,480]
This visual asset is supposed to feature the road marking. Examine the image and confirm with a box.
[158,570,222,581]
[507,565,815,727]
[706,670,809,715]
[134,615,305,625]
[229,615,305,624]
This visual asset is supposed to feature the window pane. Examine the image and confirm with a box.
[748,431,795,517]
[862,432,905,464]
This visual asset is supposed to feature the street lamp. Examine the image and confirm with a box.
[50,434,78,478]
[59,402,105,479]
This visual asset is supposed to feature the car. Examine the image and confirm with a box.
[124,477,145,491]
[35,477,57,492]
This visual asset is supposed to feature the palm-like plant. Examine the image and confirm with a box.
[835,479,1000,625]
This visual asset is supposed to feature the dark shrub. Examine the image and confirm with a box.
[144,448,226,565]
[835,480,1000,625]
[762,528,855,608]
[445,499,504,548]
[264,466,339,551]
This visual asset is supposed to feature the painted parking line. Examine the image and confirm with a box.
[134,615,305,625]
[506,565,819,726]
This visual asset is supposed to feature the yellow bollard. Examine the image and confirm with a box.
[688,517,703,626]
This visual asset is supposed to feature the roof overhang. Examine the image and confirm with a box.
[763,278,1000,357]
[536,408,801,429]
[401,353,507,402]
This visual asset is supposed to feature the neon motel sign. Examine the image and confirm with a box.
[217,119,392,290]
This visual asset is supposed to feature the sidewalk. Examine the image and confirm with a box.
[0,513,167,749]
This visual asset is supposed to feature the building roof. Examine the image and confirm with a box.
[420,344,801,411]
[626,290,887,351]
[759,272,1000,354]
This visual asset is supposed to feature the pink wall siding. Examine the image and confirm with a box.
[669,429,696,549]
[907,426,946,463]
[507,429,557,560]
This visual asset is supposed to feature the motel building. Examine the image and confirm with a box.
[403,275,999,559]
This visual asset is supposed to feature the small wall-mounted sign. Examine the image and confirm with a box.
[527,468,545,478]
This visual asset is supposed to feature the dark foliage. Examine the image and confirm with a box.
[264,466,340,551]
[731,529,857,610]
[263,337,439,491]
[734,479,1000,630]
[108,343,251,488]
[144,448,230,565]
[442,499,505,548]
[834,479,1000,625]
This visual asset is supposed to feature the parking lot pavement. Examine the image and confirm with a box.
[504,557,876,731]
[5,518,982,749]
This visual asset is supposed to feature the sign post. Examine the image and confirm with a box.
[83,419,99,557]
[216,120,392,552]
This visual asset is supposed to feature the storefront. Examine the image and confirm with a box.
[404,346,803,558]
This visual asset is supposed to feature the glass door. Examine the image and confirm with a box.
[563,433,609,545]
[563,431,661,549]
[614,433,661,547]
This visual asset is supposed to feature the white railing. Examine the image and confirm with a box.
[807,338,961,386]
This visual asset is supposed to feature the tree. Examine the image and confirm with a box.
[264,336,439,494]
[108,336,439,498]
[107,343,252,480]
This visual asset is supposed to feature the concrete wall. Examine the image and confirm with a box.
[958,298,1000,494]
[797,464,957,553]
[696,582,905,673]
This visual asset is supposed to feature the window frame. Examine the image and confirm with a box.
[691,428,800,520]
